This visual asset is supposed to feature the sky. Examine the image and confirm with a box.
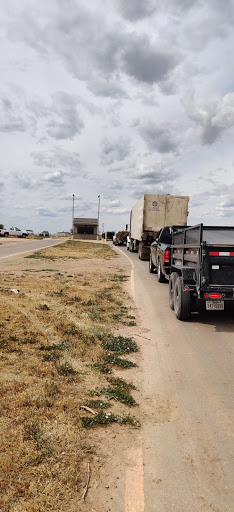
[1,0,234,234]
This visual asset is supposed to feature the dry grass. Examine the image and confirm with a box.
[25,240,117,260]
[0,241,137,512]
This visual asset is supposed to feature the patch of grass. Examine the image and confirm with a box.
[57,361,76,376]
[81,411,140,428]
[104,354,137,369]
[63,324,79,336]
[102,335,138,354]
[109,274,129,282]
[99,377,137,406]
[83,399,112,410]
[24,419,55,457]
[39,341,68,351]
[42,352,61,362]
[25,240,117,260]
[44,381,60,398]
[92,363,112,374]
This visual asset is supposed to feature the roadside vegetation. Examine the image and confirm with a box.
[0,241,139,511]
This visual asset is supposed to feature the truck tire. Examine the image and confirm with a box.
[169,272,177,309]
[149,253,155,273]
[138,243,143,260]
[174,276,191,320]
[4,232,9,237]
[157,260,166,283]
[129,240,133,252]
[22,234,26,238]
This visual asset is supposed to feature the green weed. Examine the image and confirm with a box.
[57,361,76,376]
[81,411,140,428]
[99,377,137,406]
[102,335,138,354]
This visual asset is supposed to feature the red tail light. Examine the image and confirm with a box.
[204,293,222,299]
[163,250,170,263]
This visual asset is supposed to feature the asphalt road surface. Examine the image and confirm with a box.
[117,245,234,512]
[0,237,66,260]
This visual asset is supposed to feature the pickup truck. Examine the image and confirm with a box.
[0,227,28,238]
[169,224,234,320]
[149,226,176,282]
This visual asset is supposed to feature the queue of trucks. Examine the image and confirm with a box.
[127,194,234,320]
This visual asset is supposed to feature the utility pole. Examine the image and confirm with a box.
[72,194,75,237]
[97,195,100,240]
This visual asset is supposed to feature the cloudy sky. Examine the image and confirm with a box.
[1,0,234,234]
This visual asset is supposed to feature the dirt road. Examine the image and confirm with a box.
[117,245,234,512]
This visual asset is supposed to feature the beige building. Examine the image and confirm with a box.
[73,218,98,240]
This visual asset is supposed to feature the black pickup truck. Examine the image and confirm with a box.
[149,226,183,282]
[169,224,234,320]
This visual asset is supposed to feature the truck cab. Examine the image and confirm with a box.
[149,226,173,281]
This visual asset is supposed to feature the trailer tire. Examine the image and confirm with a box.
[169,272,177,309]
[157,260,166,283]
[174,276,191,320]
[138,244,143,260]
[149,253,155,273]
[129,240,133,252]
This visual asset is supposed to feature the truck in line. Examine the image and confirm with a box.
[129,194,189,260]
[0,227,29,238]
[168,224,234,320]
[149,225,186,282]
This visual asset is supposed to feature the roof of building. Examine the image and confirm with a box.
[73,218,98,225]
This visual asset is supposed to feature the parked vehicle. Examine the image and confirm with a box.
[129,194,189,260]
[149,226,185,282]
[0,227,28,238]
[40,231,50,237]
[168,224,234,320]
[26,229,34,236]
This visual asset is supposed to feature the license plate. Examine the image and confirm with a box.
[206,301,224,310]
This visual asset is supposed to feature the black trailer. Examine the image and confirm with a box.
[169,224,234,320]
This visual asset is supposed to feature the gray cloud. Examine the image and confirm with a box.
[44,92,84,140]
[115,0,156,20]
[186,92,234,145]
[101,137,131,165]
[31,148,83,176]
[0,96,26,133]
[139,121,180,153]
[122,37,179,85]
[7,4,181,95]
[131,163,178,185]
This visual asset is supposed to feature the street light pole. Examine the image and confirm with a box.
[72,194,75,237]
[97,195,100,240]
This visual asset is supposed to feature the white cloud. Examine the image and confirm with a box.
[0,0,233,232]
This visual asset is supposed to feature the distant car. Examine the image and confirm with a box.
[40,231,50,237]
[26,230,34,236]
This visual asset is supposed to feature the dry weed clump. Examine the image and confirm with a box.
[0,241,138,511]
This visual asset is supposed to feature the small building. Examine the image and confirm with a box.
[73,218,98,240]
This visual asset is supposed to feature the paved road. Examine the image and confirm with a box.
[0,238,66,260]
[118,245,234,512]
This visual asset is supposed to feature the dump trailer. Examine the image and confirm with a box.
[169,224,234,320]
[129,194,189,260]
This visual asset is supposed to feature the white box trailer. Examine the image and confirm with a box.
[129,194,189,259]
